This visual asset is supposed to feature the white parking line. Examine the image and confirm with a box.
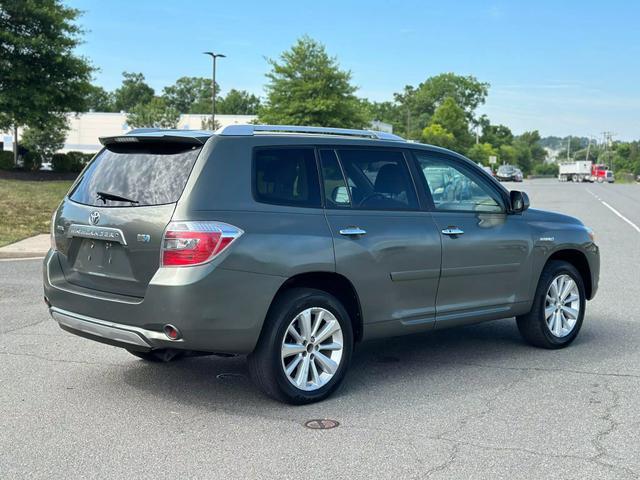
[587,189,640,234]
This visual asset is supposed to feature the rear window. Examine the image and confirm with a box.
[69,143,201,207]
[254,148,321,208]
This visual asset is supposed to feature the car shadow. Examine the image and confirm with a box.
[120,317,601,415]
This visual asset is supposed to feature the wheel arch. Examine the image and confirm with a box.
[545,249,593,299]
[265,271,364,344]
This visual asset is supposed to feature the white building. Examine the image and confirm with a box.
[61,113,255,153]
[2,112,393,154]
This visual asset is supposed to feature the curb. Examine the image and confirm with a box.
[0,234,50,260]
[0,251,46,260]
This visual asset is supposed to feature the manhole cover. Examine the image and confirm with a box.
[304,419,340,430]
[216,373,245,380]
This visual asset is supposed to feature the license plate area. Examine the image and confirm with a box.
[72,239,133,279]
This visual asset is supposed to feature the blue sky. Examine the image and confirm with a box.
[68,0,640,139]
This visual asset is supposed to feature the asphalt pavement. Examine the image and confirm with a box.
[1,179,639,479]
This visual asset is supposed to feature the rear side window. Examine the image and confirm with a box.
[69,143,200,207]
[254,148,321,208]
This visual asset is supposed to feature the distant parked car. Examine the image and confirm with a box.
[479,164,494,176]
[496,164,523,182]
[514,167,524,182]
[40,161,53,171]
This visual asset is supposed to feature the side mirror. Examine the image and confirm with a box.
[510,190,530,213]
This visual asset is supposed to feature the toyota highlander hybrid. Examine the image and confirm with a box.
[44,125,599,404]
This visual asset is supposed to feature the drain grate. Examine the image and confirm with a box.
[304,419,340,430]
[216,373,245,380]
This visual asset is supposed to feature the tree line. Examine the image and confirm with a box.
[1,1,639,178]
[85,73,260,128]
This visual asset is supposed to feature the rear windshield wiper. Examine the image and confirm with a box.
[96,191,139,205]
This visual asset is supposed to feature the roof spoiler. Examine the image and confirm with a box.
[99,129,213,147]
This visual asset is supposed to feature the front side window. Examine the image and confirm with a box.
[415,153,504,213]
[254,148,321,208]
[319,149,351,208]
[335,149,418,210]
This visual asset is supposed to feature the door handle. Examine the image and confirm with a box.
[339,227,367,236]
[441,227,464,236]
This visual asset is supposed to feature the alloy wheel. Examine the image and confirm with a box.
[281,307,344,391]
[545,274,581,338]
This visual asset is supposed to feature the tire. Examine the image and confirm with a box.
[517,260,586,349]
[572,174,578,182]
[597,177,604,183]
[127,349,184,362]
[247,288,353,404]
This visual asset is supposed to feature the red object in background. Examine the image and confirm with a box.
[591,164,608,180]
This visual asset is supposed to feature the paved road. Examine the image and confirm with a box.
[1,179,639,479]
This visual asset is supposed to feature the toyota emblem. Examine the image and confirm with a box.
[89,211,100,225]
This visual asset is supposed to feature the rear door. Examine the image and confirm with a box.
[411,151,532,326]
[53,140,202,298]
[320,148,441,334]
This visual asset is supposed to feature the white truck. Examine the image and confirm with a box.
[558,161,592,182]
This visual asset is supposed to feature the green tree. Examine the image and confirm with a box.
[532,162,559,176]
[162,76,215,114]
[84,84,115,112]
[512,139,533,175]
[498,144,517,165]
[217,89,261,115]
[21,116,69,170]
[360,99,404,133]
[394,73,489,138]
[479,117,514,148]
[517,130,546,163]
[607,141,640,176]
[200,117,221,130]
[114,72,154,112]
[428,97,473,151]
[127,97,179,128]
[0,0,93,165]
[551,135,584,163]
[421,123,455,150]
[258,36,368,128]
[415,73,488,121]
[466,142,497,165]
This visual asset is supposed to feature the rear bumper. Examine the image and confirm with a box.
[50,307,166,352]
[43,250,285,354]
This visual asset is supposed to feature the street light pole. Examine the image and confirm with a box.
[203,52,226,129]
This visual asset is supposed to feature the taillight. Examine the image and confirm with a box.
[161,221,243,267]
[50,210,57,251]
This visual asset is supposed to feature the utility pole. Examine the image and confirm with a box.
[203,52,226,129]
[567,136,571,162]
[601,131,616,170]
[585,136,592,162]
[13,125,18,167]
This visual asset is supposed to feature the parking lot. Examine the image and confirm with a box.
[1,179,639,479]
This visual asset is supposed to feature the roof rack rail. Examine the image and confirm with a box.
[216,124,405,142]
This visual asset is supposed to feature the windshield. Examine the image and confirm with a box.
[69,143,201,207]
